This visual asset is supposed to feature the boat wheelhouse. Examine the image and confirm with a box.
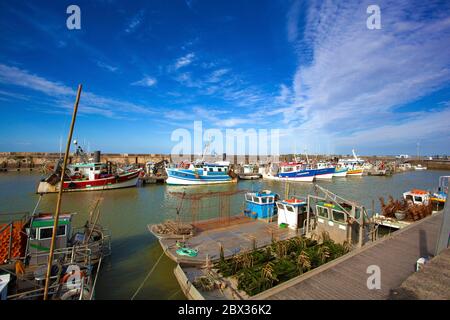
[276,197,308,231]
[403,189,430,206]
[165,161,233,185]
[243,190,279,221]
[238,164,262,180]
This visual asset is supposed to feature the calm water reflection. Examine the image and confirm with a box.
[0,170,448,299]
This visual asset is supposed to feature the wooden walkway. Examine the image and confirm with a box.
[252,211,444,300]
[391,247,450,299]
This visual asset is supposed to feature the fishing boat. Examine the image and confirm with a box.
[165,161,234,185]
[333,166,348,177]
[338,149,365,176]
[37,146,142,193]
[276,162,316,182]
[0,204,111,300]
[243,190,279,221]
[430,176,449,205]
[314,162,335,179]
[414,164,427,170]
[238,164,262,180]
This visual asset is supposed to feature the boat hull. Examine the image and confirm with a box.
[347,169,364,176]
[238,173,262,180]
[333,168,348,177]
[37,169,141,193]
[263,173,314,182]
[314,167,335,179]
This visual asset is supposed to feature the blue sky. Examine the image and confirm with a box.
[0,0,449,155]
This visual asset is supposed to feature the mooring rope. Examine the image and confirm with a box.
[130,250,166,300]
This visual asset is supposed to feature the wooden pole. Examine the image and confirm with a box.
[43,84,82,300]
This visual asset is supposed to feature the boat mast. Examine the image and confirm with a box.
[352,149,358,162]
[43,84,82,300]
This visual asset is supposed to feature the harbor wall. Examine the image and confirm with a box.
[0,152,449,171]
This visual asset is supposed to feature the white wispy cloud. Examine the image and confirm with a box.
[97,61,118,73]
[282,0,450,153]
[173,53,195,70]
[131,76,157,87]
[163,105,264,128]
[0,64,155,118]
[125,10,145,33]
[206,68,230,83]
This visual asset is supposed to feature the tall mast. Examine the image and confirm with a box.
[43,84,82,300]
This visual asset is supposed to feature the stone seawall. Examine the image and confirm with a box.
[0,152,449,171]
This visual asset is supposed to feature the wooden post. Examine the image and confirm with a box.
[43,84,82,300]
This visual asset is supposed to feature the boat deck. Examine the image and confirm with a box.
[151,217,298,266]
[251,210,444,300]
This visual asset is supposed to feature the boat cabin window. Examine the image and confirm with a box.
[252,196,260,203]
[405,195,413,202]
[261,197,268,204]
[414,196,422,202]
[332,210,346,223]
[286,205,294,212]
[277,203,284,211]
[355,208,361,220]
[218,168,222,172]
[245,194,251,201]
[38,225,66,240]
[224,167,227,172]
[268,197,274,204]
[209,168,213,172]
[204,167,207,171]
[95,166,100,170]
[317,206,329,219]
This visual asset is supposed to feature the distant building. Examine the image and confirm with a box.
[396,154,410,159]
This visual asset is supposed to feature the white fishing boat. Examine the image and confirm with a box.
[238,164,262,180]
[414,164,427,170]
[338,149,365,176]
[37,146,142,193]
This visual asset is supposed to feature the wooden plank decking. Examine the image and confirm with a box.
[252,211,445,300]
[391,247,450,300]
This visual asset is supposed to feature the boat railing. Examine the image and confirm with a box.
[72,224,112,258]
[31,245,93,267]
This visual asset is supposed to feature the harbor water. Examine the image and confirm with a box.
[0,170,448,299]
